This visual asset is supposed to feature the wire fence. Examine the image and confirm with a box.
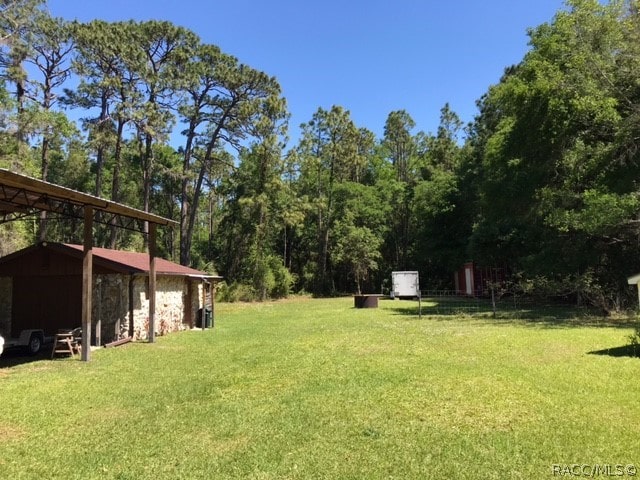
[415,290,567,319]
[382,290,634,327]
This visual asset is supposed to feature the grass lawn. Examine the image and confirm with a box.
[0,296,639,479]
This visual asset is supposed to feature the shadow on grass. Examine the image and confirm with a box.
[386,298,638,329]
[588,344,640,358]
[0,343,54,368]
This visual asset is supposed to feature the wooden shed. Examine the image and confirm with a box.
[0,242,222,346]
[454,262,506,296]
[0,168,184,360]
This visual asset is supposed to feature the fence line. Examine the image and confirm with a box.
[417,290,536,317]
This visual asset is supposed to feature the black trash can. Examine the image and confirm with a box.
[196,307,213,328]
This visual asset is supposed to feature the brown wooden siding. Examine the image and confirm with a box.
[11,275,82,336]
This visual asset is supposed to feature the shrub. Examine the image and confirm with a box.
[629,320,640,349]
[269,256,296,299]
[217,257,296,302]
[216,281,256,303]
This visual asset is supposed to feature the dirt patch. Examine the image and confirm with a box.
[0,423,27,442]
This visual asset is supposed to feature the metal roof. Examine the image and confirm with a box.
[63,243,221,278]
[0,169,177,231]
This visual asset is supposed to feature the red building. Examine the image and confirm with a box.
[454,262,506,296]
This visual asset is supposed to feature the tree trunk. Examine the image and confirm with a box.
[317,155,336,294]
[94,93,110,198]
[108,118,126,248]
[38,136,50,241]
[179,121,197,266]
[141,132,153,249]
[180,108,233,266]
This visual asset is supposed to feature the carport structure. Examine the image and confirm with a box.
[0,168,178,361]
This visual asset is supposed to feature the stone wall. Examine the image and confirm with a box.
[156,276,188,336]
[93,274,129,345]
[131,276,202,341]
[0,277,12,338]
[0,272,203,344]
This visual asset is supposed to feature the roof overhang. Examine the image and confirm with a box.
[185,274,224,281]
[130,272,224,280]
[0,169,177,232]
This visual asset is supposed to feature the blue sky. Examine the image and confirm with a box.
[46,0,566,147]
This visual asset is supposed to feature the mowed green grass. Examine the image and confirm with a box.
[0,297,638,479]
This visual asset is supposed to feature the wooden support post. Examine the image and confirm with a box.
[81,206,93,361]
[210,281,215,328]
[186,280,194,328]
[96,279,102,346]
[202,279,207,331]
[148,222,157,343]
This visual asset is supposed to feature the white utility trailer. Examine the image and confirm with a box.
[391,271,422,318]
[391,271,420,299]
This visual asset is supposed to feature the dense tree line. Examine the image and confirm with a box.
[2,0,640,311]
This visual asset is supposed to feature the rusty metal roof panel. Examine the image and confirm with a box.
[62,244,216,277]
[0,169,177,229]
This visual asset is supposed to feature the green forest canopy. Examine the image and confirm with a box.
[2,0,640,311]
